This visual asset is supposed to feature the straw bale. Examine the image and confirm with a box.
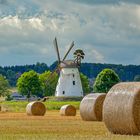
[80,93,106,121]
[0,105,9,112]
[103,82,140,135]
[60,105,76,116]
[26,101,46,116]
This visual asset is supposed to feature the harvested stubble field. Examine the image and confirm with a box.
[0,111,140,140]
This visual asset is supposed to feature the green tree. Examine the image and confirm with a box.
[17,70,42,101]
[0,74,9,97]
[93,69,120,93]
[134,75,140,81]
[39,71,58,96]
[80,73,90,95]
[6,70,17,86]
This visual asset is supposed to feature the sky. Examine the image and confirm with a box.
[0,0,140,66]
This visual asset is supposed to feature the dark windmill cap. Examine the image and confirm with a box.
[60,60,78,68]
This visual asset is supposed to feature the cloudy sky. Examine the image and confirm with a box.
[0,0,140,66]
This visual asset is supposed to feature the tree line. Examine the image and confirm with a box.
[0,67,139,100]
[80,63,140,81]
[0,70,90,100]
[0,62,140,87]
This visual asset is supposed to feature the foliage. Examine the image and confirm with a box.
[1,62,49,87]
[80,63,140,81]
[93,68,120,93]
[5,92,13,101]
[39,71,58,96]
[0,62,140,87]
[49,61,58,71]
[17,70,42,100]
[134,75,140,81]
[0,74,9,97]
[6,70,17,86]
[80,73,91,94]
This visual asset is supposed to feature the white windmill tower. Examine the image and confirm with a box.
[49,38,84,97]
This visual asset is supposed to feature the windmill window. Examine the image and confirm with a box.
[73,74,75,77]
[62,91,65,94]
[73,81,75,85]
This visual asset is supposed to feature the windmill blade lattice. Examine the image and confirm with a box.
[45,38,74,89]
[53,37,61,64]
[62,41,74,61]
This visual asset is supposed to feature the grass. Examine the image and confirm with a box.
[0,111,139,140]
[0,101,80,112]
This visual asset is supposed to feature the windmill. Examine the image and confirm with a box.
[46,37,84,97]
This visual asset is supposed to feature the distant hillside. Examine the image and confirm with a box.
[80,63,140,81]
[0,62,140,86]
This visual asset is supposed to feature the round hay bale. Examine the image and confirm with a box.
[60,105,76,116]
[26,101,46,116]
[0,105,9,112]
[103,82,140,135]
[80,93,106,121]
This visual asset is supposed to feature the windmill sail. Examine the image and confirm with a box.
[53,37,61,64]
[45,38,79,97]
[62,41,74,61]
[46,39,74,84]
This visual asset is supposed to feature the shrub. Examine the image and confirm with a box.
[93,68,120,93]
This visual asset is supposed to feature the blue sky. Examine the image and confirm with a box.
[0,0,140,66]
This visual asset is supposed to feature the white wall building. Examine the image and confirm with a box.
[55,60,83,97]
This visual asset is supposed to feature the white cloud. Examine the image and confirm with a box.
[51,19,58,31]
[70,0,140,5]
[81,44,104,63]
[28,18,45,31]
[0,0,140,66]
[0,15,21,29]
[91,49,104,62]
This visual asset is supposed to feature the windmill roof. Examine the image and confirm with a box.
[60,60,78,68]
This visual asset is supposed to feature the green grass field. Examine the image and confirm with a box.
[0,101,80,112]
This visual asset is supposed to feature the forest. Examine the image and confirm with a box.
[0,61,140,87]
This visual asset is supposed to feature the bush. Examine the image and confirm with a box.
[39,71,58,96]
[93,68,120,93]
[134,75,140,81]
[80,73,91,95]
[5,92,13,101]
[0,74,9,97]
